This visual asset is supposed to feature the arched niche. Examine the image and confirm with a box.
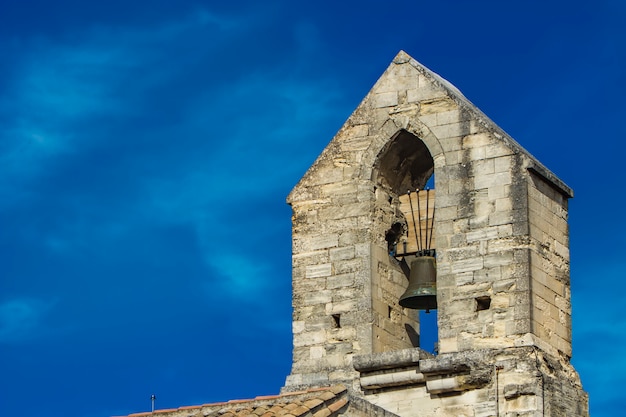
[369,129,438,354]
[373,129,434,195]
[373,129,436,255]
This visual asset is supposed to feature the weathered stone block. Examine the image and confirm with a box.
[330,246,356,261]
[463,132,492,148]
[374,92,399,108]
[432,123,464,140]
[306,263,332,278]
[310,346,325,359]
[326,273,355,290]
[293,320,305,334]
[484,252,514,268]
[302,290,332,306]
[451,257,483,274]
[319,202,370,220]
[406,83,446,102]
[293,329,327,347]
[466,227,499,243]
[326,299,358,314]
[295,233,339,252]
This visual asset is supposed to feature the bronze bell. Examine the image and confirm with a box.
[399,256,437,311]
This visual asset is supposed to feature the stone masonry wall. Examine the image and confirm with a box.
[355,346,588,417]
[286,50,542,386]
[288,178,374,388]
[285,52,586,416]
[371,244,420,353]
[527,171,572,357]
[434,130,533,355]
[287,164,421,389]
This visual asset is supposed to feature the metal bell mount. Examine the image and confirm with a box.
[398,188,437,311]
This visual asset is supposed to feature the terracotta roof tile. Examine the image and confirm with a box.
[312,408,331,417]
[253,406,268,415]
[303,398,323,409]
[283,403,299,412]
[327,398,348,413]
[316,392,335,402]
[292,405,310,415]
[116,385,348,417]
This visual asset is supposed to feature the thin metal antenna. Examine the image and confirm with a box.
[407,190,420,252]
[151,394,156,413]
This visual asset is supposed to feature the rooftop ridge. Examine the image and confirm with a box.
[116,385,347,417]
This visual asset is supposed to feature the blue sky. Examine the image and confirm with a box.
[0,1,623,416]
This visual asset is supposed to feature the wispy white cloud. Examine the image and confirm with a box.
[1,43,131,177]
[0,297,57,343]
[204,252,272,298]
[133,70,344,298]
[0,6,256,203]
[0,4,344,310]
[129,51,345,230]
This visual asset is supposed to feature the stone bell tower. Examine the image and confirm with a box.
[283,51,587,416]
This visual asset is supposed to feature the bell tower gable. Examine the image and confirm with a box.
[284,51,582,414]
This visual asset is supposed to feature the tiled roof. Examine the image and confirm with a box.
[116,385,348,417]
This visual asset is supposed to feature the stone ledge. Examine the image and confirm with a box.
[417,348,499,376]
[360,369,425,389]
[353,348,433,372]
[419,351,493,395]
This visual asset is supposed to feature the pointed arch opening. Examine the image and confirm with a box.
[374,130,434,194]
[371,129,439,354]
